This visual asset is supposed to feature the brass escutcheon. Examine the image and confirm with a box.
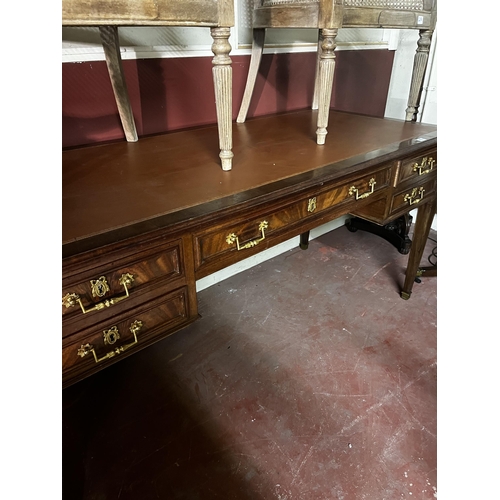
[90,276,110,298]
[307,197,317,213]
[103,326,120,345]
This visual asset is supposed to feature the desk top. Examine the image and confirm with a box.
[62,110,436,255]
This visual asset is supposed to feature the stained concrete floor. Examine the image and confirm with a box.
[62,224,437,500]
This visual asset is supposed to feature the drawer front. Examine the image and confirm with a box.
[390,177,436,215]
[62,286,192,387]
[62,239,184,328]
[194,167,391,273]
[396,149,437,186]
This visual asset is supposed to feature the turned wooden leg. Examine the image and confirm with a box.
[315,28,338,145]
[312,31,323,110]
[210,27,234,171]
[405,29,434,121]
[237,28,266,123]
[99,26,138,142]
[299,231,310,250]
[401,198,436,299]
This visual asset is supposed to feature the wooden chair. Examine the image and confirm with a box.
[62,0,235,170]
[237,0,437,145]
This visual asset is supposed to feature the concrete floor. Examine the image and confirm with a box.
[62,224,437,500]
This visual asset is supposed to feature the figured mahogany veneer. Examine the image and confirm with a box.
[62,109,437,387]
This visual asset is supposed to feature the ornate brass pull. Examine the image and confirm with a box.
[226,221,269,251]
[404,187,425,206]
[412,157,435,175]
[77,320,143,364]
[348,178,376,200]
[62,273,134,314]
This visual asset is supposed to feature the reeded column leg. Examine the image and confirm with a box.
[211,27,234,171]
[99,26,138,142]
[237,28,266,123]
[312,30,323,110]
[315,28,338,145]
[405,29,433,122]
[401,198,436,299]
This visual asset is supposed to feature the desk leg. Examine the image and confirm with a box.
[211,27,234,171]
[401,199,437,299]
[300,231,310,250]
[99,26,138,142]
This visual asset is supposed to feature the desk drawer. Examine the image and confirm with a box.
[396,149,437,186]
[194,168,391,274]
[62,239,185,332]
[62,286,191,387]
[390,177,436,215]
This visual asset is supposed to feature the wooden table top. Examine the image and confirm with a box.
[62,110,436,253]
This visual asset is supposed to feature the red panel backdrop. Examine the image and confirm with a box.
[62,49,394,148]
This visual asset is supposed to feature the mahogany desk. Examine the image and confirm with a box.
[62,109,437,388]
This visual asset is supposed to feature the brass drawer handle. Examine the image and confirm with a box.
[412,157,435,175]
[348,178,376,200]
[404,187,425,206]
[226,221,269,251]
[77,320,143,364]
[62,273,134,314]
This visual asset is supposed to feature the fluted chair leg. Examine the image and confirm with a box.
[405,29,434,121]
[211,27,234,171]
[312,30,323,110]
[315,28,338,145]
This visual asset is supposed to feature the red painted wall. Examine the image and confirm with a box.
[62,49,394,148]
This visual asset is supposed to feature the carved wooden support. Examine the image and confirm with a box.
[315,28,338,145]
[346,214,413,255]
[211,27,234,171]
[99,26,138,142]
[405,29,433,122]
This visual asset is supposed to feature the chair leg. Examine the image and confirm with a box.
[210,27,234,171]
[312,30,322,110]
[237,28,266,124]
[315,28,338,145]
[99,26,138,142]
[405,28,434,121]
